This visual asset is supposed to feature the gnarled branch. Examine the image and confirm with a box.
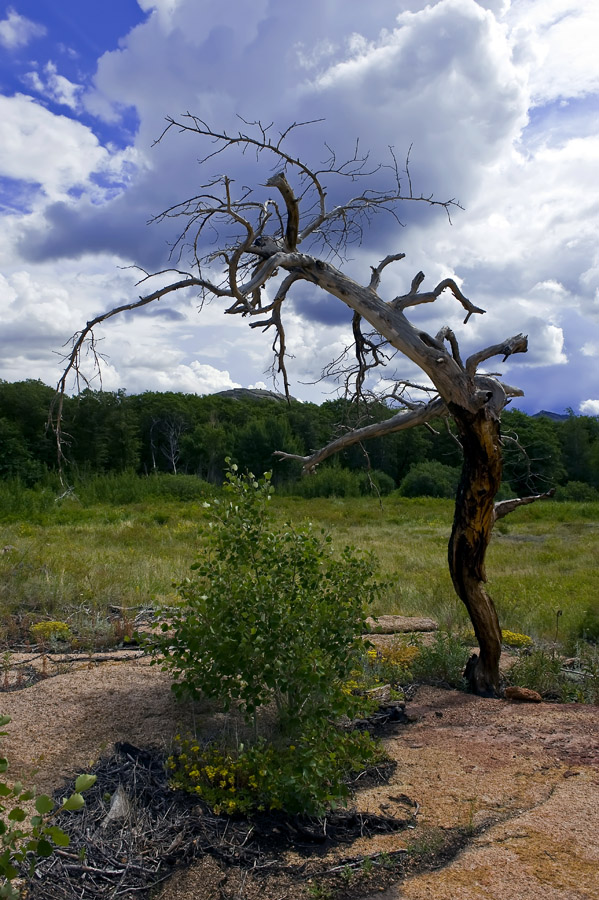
[266,172,299,251]
[466,333,528,375]
[274,397,446,472]
[369,253,406,292]
[391,276,485,324]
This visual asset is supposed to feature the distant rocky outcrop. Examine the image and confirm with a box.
[214,388,292,403]
[532,410,569,421]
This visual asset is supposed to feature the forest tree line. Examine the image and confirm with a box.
[0,379,598,499]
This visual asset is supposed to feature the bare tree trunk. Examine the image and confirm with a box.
[448,405,503,696]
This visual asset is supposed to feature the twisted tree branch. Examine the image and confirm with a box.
[274,397,446,472]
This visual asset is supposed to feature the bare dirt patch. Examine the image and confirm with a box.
[1,656,598,899]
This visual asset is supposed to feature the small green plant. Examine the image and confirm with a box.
[508,644,599,704]
[169,728,383,817]
[507,647,564,698]
[0,715,96,898]
[500,630,533,649]
[307,881,332,900]
[406,826,446,863]
[463,628,533,650]
[411,631,470,689]
[360,856,374,874]
[578,603,599,643]
[29,621,71,646]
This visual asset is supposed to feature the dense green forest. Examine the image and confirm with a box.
[0,379,598,499]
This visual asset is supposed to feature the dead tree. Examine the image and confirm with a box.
[54,117,544,696]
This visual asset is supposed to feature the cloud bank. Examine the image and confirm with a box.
[0,0,597,411]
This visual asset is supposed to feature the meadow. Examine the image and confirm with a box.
[0,472,598,651]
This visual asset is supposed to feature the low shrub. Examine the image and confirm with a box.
[410,631,470,688]
[289,466,362,498]
[500,630,533,649]
[398,462,460,499]
[507,648,567,699]
[508,645,599,703]
[168,727,383,816]
[0,479,59,524]
[361,643,420,688]
[462,628,533,649]
[380,642,420,668]
[554,481,599,502]
[29,621,72,646]
[284,467,396,499]
[150,465,380,728]
[72,471,216,505]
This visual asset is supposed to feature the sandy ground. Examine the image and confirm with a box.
[1,652,598,899]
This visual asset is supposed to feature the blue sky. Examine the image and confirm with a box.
[0,0,598,414]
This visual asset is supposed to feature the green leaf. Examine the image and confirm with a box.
[0,716,11,728]
[0,758,8,774]
[61,792,85,811]
[0,863,18,881]
[35,794,54,815]
[7,807,27,822]
[36,838,54,858]
[74,773,97,792]
[45,825,70,847]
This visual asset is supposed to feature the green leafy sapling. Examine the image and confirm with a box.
[150,464,385,815]
[150,463,380,731]
[0,715,96,899]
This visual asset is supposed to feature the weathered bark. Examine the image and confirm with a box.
[448,404,503,696]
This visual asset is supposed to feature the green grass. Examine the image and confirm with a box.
[0,476,597,650]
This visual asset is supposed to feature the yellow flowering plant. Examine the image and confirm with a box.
[169,729,383,817]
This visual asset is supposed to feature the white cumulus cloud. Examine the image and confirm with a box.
[579,399,599,416]
[506,0,599,104]
[141,361,240,394]
[0,6,45,49]
[23,62,83,111]
[0,94,107,199]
